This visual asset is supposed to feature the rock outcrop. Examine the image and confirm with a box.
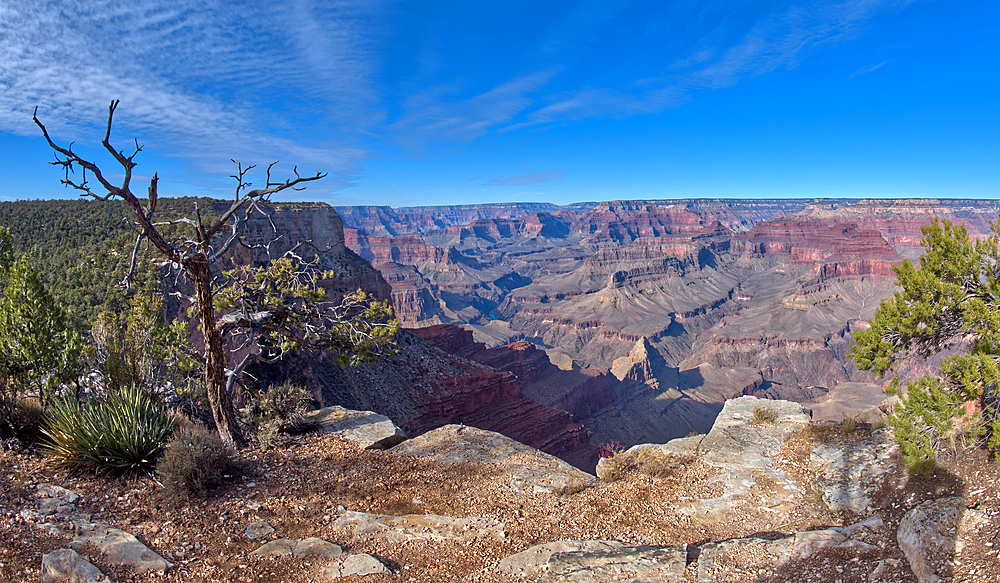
[391,424,596,494]
[304,406,406,450]
[897,497,966,583]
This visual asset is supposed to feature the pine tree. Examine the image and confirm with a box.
[850,217,1000,475]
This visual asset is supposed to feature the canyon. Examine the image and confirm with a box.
[331,198,1000,458]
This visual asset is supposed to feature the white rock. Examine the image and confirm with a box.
[305,406,406,449]
[391,424,595,494]
[70,523,173,574]
[897,497,964,583]
[321,553,390,578]
[41,548,111,583]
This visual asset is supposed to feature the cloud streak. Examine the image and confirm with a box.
[0,0,381,190]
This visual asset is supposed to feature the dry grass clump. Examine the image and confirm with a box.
[156,422,241,501]
[751,404,777,425]
[600,447,695,482]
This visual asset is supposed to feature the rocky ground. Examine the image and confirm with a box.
[2,397,999,583]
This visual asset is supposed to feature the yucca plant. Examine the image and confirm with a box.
[41,385,176,473]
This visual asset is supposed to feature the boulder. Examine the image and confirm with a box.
[810,428,897,514]
[332,509,504,543]
[70,522,172,574]
[897,497,964,583]
[391,424,595,494]
[320,553,390,579]
[305,406,406,450]
[41,549,111,583]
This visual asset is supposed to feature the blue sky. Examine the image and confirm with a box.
[1,0,998,207]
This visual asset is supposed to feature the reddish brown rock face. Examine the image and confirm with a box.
[332,198,1000,450]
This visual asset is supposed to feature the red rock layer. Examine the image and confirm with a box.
[411,325,628,421]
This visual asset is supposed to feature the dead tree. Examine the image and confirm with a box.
[33,100,397,447]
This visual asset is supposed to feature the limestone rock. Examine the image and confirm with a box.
[70,522,172,574]
[675,396,812,525]
[498,540,627,578]
[250,539,298,557]
[250,537,343,559]
[246,520,276,539]
[897,497,965,583]
[697,518,880,582]
[810,428,897,514]
[41,548,111,583]
[391,424,595,493]
[305,406,406,450]
[332,509,503,543]
[320,553,390,578]
[538,545,687,583]
[36,484,81,517]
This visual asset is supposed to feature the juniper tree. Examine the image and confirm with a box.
[850,217,1000,475]
[33,101,397,447]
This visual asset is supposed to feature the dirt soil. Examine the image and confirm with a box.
[1,424,999,583]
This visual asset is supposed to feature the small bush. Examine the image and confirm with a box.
[840,413,860,436]
[599,447,693,482]
[246,381,314,448]
[752,405,777,425]
[0,396,45,445]
[156,423,241,500]
[41,386,176,473]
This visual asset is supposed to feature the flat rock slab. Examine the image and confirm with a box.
[305,406,406,450]
[41,548,111,583]
[332,509,504,543]
[391,424,596,494]
[499,540,626,578]
[697,517,881,583]
[897,497,965,583]
[537,545,687,583]
[70,522,173,574]
[251,537,343,559]
[810,429,897,514]
[320,553,390,579]
[676,396,812,525]
[246,520,276,539]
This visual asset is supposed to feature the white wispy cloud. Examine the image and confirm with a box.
[507,0,911,131]
[0,0,382,189]
[388,70,556,147]
[852,60,891,77]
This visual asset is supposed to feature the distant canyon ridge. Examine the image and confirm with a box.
[326,198,999,463]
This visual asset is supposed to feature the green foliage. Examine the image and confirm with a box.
[156,422,241,500]
[245,380,315,448]
[0,256,85,408]
[90,295,200,397]
[850,217,1000,474]
[218,257,399,367]
[0,200,162,329]
[40,385,177,473]
[0,225,12,272]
